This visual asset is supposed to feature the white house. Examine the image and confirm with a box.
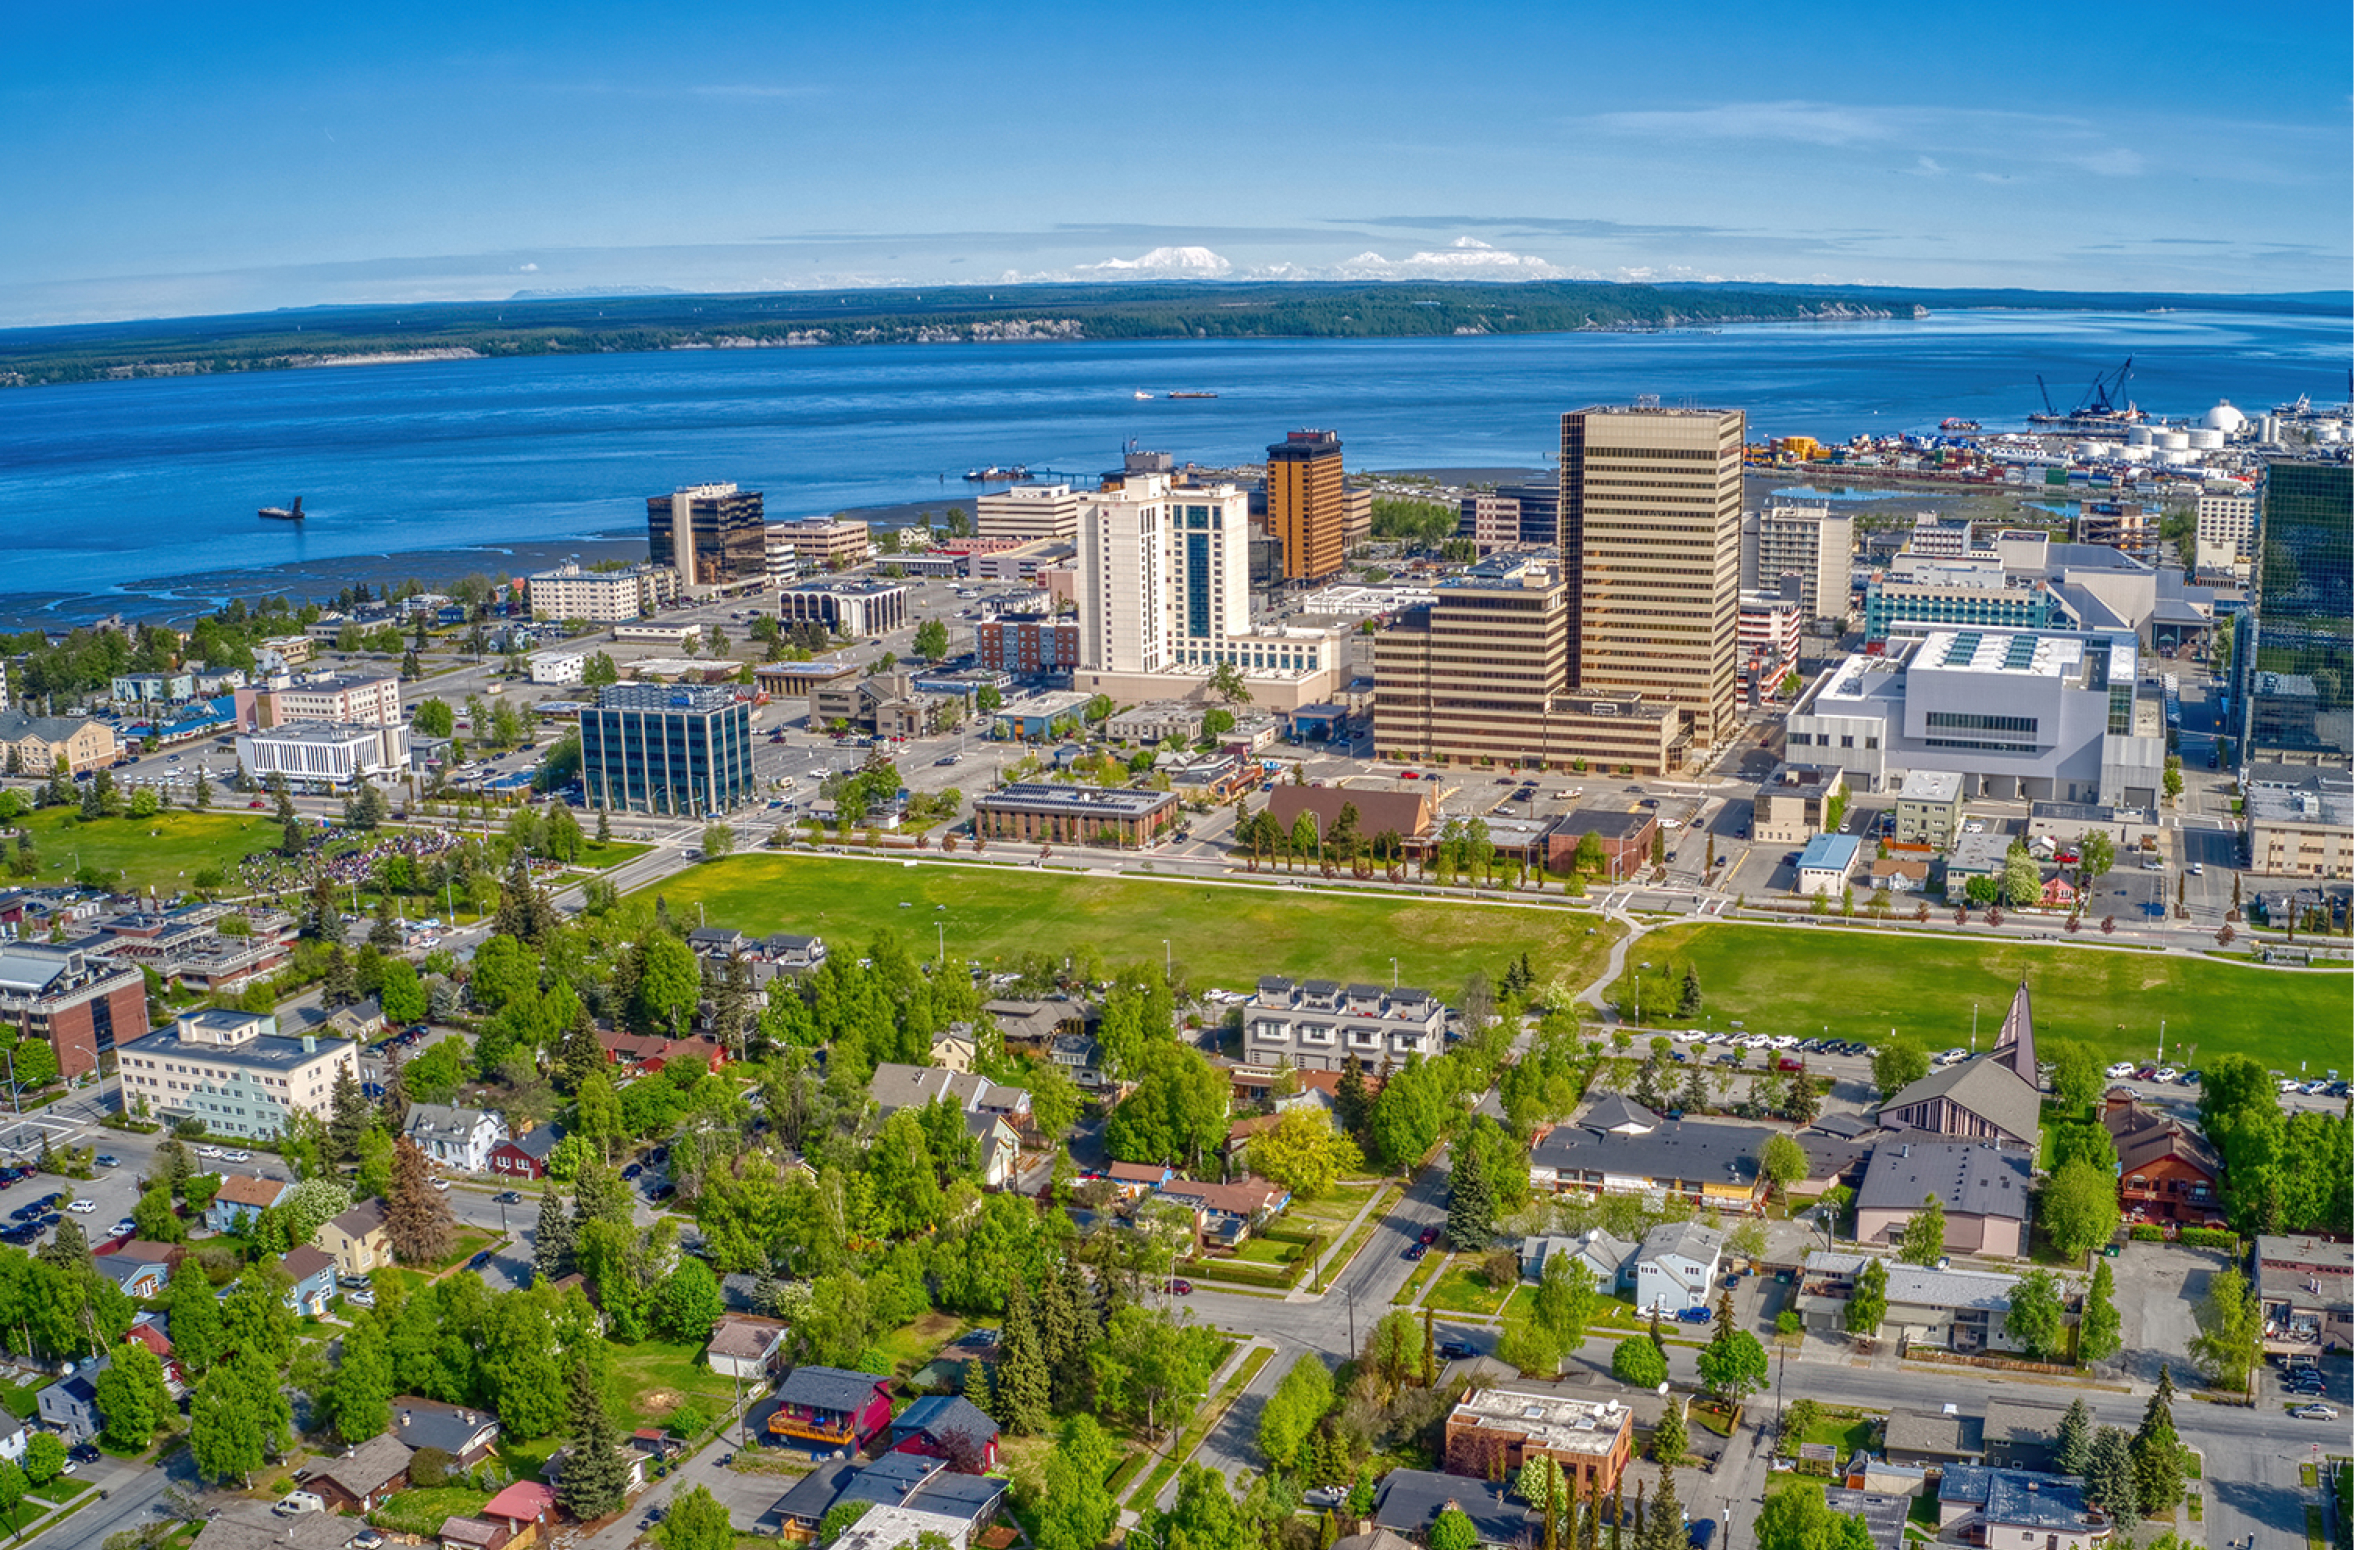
[1633,1221,1725,1314]
[1521,1229,1636,1292]
[528,651,587,686]
[405,1103,509,1172]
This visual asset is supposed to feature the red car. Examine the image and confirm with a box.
[1169,1279,1194,1296]
[1777,1056,1807,1073]
[1419,1226,1440,1246]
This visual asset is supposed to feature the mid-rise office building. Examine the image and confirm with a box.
[2242,764,2352,879]
[1738,588,1805,686]
[0,941,146,1082]
[1371,554,1683,774]
[647,483,767,588]
[251,670,402,728]
[777,578,908,639]
[2195,493,2258,576]
[1498,481,1561,547]
[1563,406,1744,750]
[2241,462,2352,765]
[527,561,676,622]
[1458,491,1523,554]
[1788,628,2166,804]
[235,721,411,788]
[767,518,871,574]
[977,615,1081,675]
[1267,429,1347,582]
[977,484,1083,543]
[114,1009,359,1140]
[581,683,755,815]
[1863,554,2072,642]
[1740,501,1855,625]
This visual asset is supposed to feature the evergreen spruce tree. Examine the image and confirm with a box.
[1652,1400,1687,1466]
[321,947,358,1009]
[384,1136,456,1264]
[534,1187,576,1279]
[555,1360,632,1521]
[995,1278,1051,1435]
[2085,1427,2138,1533]
[2055,1397,2095,1477]
[962,1359,994,1421]
[1445,1141,1494,1252]
[1648,1310,1668,1358]
[751,1264,783,1318]
[557,1004,604,1095]
[2130,1367,2183,1519]
[1580,1471,1601,1550]
[1642,1461,1685,1550]
[1334,1055,1371,1140]
[380,1053,411,1131]
[596,809,612,847]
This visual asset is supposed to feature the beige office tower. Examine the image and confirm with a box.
[1562,405,1745,749]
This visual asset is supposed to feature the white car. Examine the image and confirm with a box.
[2155,1067,2182,1084]
[225,1150,252,1163]
[2293,1403,2339,1420]
[196,1145,225,1159]
[429,1178,450,1192]
[65,1200,94,1214]
[2107,1062,2138,1079]
[1937,1048,1969,1065]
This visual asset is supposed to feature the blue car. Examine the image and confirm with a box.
[467,1250,494,1270]
[362,1083,386,1099]
[1675,1305,1712,1324]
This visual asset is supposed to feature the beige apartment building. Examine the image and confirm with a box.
[527,561,677,622]
[977,483,1083,542]
[1564,405,1745,751]
[116,1009,359,1140]
[1741,501,1855,626]
[766,518,870,573]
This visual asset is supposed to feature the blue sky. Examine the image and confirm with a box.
[3,0,2347,324]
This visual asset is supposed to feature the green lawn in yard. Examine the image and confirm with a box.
[29,1476,91,1503]
[604,1339,740,1433]
[1797,1411,1878,1458]
[372,1487,493,1538]
[636,854,1627,1001]
[1612,922,2348,1071]
[1288,1182,1379,1226]
[1234,1236,1305,1266]
[10,807,284,892]
[1424,1260,1516,1316]
[869,1311,968,1377]
[0,1383,37,1420]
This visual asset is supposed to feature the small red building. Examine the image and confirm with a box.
[489,1125,567,1180]
[2102,1088,2224,1226]
[889,1395,1000,1472]
[768,1366,893,1452]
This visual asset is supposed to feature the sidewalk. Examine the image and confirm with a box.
[1286,1179,1403,1303]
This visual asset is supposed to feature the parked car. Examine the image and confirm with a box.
[1675,1305,1712,1324]
[1436,1339,1477,1361]
[2293,1404,2339,1420]
[346,1289,377,1309]
[2105,1061,2137,1079]
[65,1200,94,1214]
[621,1163,644,1180]
[1777,1056,1806,1073]
[93,1155,118,1169]
[493,1190,524,1204]
[467,1250,494,1271]
[1418,1226,1440,1245]
[1304,1485,1349,1509]
[1404,1243,1429,1261]
[108,1219,134,1238]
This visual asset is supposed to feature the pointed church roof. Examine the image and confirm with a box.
[1992,979,2035,1084]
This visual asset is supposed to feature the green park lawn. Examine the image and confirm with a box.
[572,839,653,869]
[1612,922,2349,1072]
[639,853,1627,1000]
[8,806,283,892]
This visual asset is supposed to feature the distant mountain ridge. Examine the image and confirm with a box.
[0,279,2341,390]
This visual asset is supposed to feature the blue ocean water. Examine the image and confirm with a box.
[0,305,2340,613]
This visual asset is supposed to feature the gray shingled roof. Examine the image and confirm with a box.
[1531,1115,1764,1189]
[777,1365,889,1415]
[1877,1055,2041,1144]
[1856,1138,2031,1220]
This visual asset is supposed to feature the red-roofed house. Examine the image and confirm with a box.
[480,1480,558,1545]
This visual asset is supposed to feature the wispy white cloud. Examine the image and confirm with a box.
[1589,100,1894,146]
[1910,156,1947,177]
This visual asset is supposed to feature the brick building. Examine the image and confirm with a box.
[1442,1389,1634,1498]
[0,941,147,1081]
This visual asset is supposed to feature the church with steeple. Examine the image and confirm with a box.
[1873,980,2043,1150]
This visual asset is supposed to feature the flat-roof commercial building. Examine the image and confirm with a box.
[580,683,755,816]
[1442,1389,1634,1497]
[527,561,676,622]
[0,942,145,1082]
[1545,808,1658,877]
[247,670,402,729]
[1268,429,1347,582]
[778,578,908,640]
[1752,765,1844,845]
[1457,491,1524,554]
[2242,462,2353,765]
[1741,501,1855,625]
[1564,404,1745,751]
[766,517,871,577]
[648,483,767,588]
[1527,1101,1768,1216]
[1244,977,1444,1073]
[1863,553,2073,642]
[115,1009,359,1140]
[2244,764,2353,878]
[978,615,1081,676]
[977,483,1083,542]
[973,782,1176,848]
[1795,832,1861,896]
[1788,629,2167,804]
[1854,1137,2033,1258]
[235,721,411,789]
[1739,588,1806,685]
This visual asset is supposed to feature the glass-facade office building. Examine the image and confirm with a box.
[2243,462,2353,765]
[582,683,755,815]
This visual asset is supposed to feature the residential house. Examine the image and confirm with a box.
[1048,1032,1108,1088]
[188,1500,358,1550]
[544,1440,646,1497]
[1883,1409,1988,1469]
[1441,1389,1635,1497]
[406,1103,511,1173]
[890,1395,1000,1472]
[1157,1176,1292,1251]
[1520,1229,1636,1293]
[478,1482,558,1550]
[1869,856,1931,894]
[310,1432,416,1514]
[95,1240,183,1298]
[2254,1234,2354,1352]
[1104,1162,1173,1198]
[317,1198,393,1277]
[0,1414,22,1465]
[1854,1138,2033,1258]
[489,1124,568,1181]
[438,1517,513,1550]
[869,1063,1032,1130]
[965,1114,1021,1190]
[279,1245,338,1316]
[1243,976,1446,1074]
[284,996,385,1042]
[705,1314,792,1382]
[930,1027,977,1072]
[764,933,829,974]
[1980,1399,2071,1471]
[2100,1090,2223,1227]
[206,1173,291,1233]
[393,1396,502,1466]
[768,1366,895,1452]
[982,998,1084,1052]
[36,1364,103,1441]
[1632,1221,1726,1314]
[1371,1469,1540,1549]
[1937,1466,2111,1550]
[686,926,753,959]
[1527,1100,1768,1216]
[771,1451,1009,1544]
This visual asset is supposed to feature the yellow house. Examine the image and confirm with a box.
[316,1198,392,1277]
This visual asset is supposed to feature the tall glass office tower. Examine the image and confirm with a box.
[2242,462,2353,765]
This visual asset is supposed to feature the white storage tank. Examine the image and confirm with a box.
[2186,428,2225,450]
[2075,441,2106,460]
[2316,423,2345,444]
[2128,425,2155,446]
[2155,429,2191,450]
[2203,400,2248,435]
[2118,444,2152,463]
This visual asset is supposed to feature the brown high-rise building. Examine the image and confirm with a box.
[1267,429,1346,582]
[1562,406,1744,749]
[647,482,767,588]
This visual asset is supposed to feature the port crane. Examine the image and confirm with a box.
[2030,357,2139,427]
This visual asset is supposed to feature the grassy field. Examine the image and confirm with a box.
[638,854,1626,999]
[1424,1260,1516,1316]
[604,1339,738,1434]
[10,807,282,891]
[1611,923,2350,1071]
